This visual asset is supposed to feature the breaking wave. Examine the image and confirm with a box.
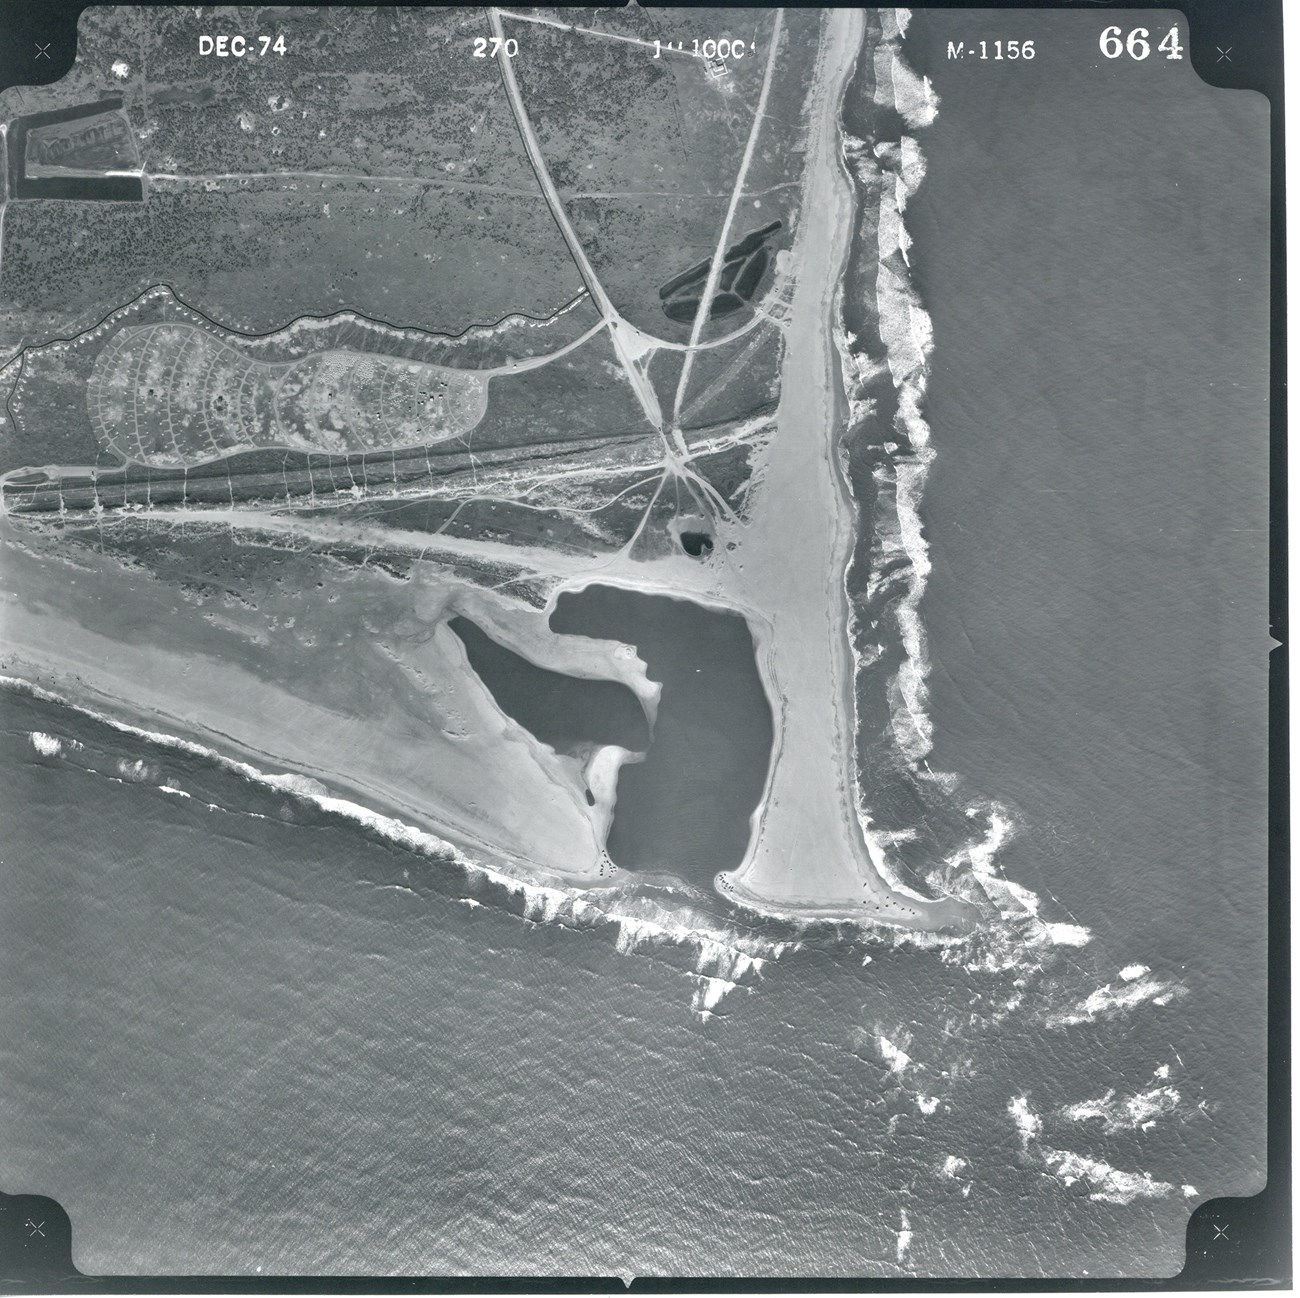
[1060,1084,1185,1135]
[836,12,960,874]
[29,730,68,757]
[1047,967,1189,1028]
[1009,1094,1198,1206]
[4,675,795,1014]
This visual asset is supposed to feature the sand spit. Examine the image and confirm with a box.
[712,8,972,932]
[7,671,800,1008]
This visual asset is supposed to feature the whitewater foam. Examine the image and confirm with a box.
[29,730,65,757]
[895,1208,913,1264]
[1009,1095,1196,1206]
[1047,969,1188,1028]
[1060,1084,1184,1134]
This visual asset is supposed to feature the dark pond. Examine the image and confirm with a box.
[449,616,648,757]
[550,585,773,885]
[659,220,782,323]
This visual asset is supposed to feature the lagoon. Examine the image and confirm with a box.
[550,585,772,887]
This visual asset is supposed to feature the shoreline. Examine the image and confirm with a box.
[0,659,589,897]
[4,667,813,966]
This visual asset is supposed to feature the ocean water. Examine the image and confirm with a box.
[903,3,1270,1229]
[0,8,1269,1282]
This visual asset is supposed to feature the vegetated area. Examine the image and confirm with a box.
[5,344,663,513]
[49,521,501,725]
[566,195,727,338]
[136,7,536,185]
[464,329,651,451]
[722,8,823,204]
[0,287,603,475]
[1,3,816,580]
[317,435,668,554]
[419,494,616,557]
[5,323,646,484]
[677,321,784,430]
[7,401,674,573]
[4,390,675,559]
[0,180,578,351]
[2,345,102,471]
[1,7,536,187]
[504,9,800,337]
[507,8,773,196]
[86,324,490,466]
[689,435,766,514]
[624,471,692,561]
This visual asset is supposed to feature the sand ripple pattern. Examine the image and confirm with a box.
[88,323,488,467]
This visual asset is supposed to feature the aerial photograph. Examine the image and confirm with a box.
[0,1,1274,1283]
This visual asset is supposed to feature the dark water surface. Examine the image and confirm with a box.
[904,0,1270,1235]
[550,585,773,885]
[449,615,649,756]
[7,99,143,201]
